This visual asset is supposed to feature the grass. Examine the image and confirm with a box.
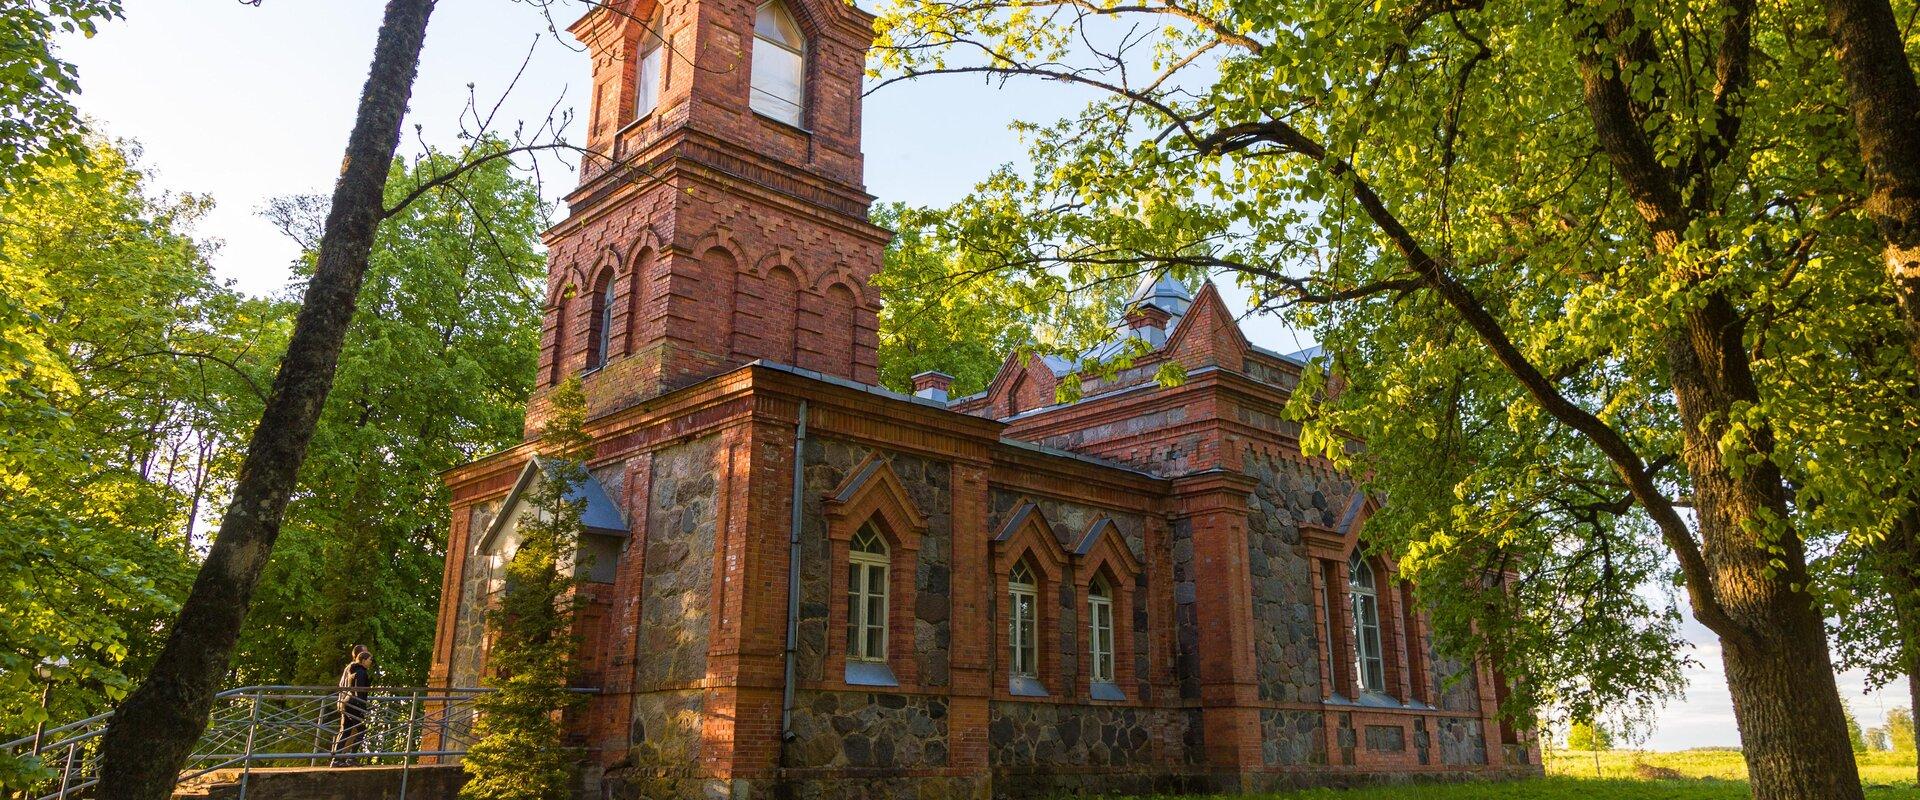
[1116,750,1916,800]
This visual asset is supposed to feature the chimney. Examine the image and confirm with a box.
[1124,303,1173,346]
[911,371,954,404]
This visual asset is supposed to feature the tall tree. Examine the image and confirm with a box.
[97,1,439,797]
[232,145,545,687]
[871,0,1885,794]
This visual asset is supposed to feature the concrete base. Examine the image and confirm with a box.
[173,765,467,800]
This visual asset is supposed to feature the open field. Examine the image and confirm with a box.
[1118,751,1916,799]
[1544,747,1917,787]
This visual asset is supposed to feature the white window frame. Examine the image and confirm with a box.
[1349,553,1386,694]
[749,0,806,127]
[1008,561,1039,679]
[1088,576,1115,684]
[846,525,890,663]
[635,24,664,120]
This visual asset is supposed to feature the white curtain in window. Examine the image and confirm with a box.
[750,1,805,126]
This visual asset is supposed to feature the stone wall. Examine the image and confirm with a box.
[1242,450,1339,703]
[1430,646,1481,713]
[1435,717,1488,766]
[782,690,950,769]
[985,700,1202,799]
[1259,709,1326,766]
[796,437,953,685]
[448,504,497,688]
[620,434,721,786]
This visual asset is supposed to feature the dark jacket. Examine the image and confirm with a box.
[336,662,371,709]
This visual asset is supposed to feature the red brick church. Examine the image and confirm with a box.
[426,0,1540,796]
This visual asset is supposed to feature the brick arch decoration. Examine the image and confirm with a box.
[822,452,926,686]
[585,263,618,370]
[733,249,806,363]
[546,278,578,387]
[622,229,664,355]
[1073,517,1142,700]
[991,501,1070,697]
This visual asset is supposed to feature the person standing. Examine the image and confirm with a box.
[329,646,373,766]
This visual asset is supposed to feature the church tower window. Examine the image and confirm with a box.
[635,6,665,119]
[750,0,806,126]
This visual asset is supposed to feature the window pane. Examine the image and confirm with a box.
[865,624,883,659]
[750,39,804,126]
[636,46,662,117]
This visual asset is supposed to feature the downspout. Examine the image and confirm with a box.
[779,400,809,745]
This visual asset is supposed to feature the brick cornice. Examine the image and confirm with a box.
[548,131,887,244]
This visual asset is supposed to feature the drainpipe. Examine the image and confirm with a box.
[779,400,809,744]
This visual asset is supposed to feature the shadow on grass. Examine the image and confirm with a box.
[1108,775,1915,800]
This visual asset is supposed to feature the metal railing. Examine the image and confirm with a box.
[3,685,493,800]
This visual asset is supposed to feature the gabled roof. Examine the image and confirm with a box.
[477,458,628,553]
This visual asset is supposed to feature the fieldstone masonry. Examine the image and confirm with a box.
[427,0,1541,795]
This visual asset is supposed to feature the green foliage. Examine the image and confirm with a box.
[1891,707,1915,755]
[869,201,1139,397]
[232,142,546,686]
[1849,702,1869,753]
[1568,721,1614,752]
[459,377,588,800]
[870,202,1034,396]
[871,0,1919,745]
[0,0,122,185]
[0,139,253,786]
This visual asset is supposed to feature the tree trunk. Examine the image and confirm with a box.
[1825,0,1920,369]
[1665,301,1865,800]
[95,2,437,798]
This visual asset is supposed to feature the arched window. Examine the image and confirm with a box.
[1349,553,1386,694]
[635,6,665,118]
[846,524,889,662]
[1087,575,1115,684]
[586,273,615,371]
[750,0,806,126]
[1008,559,1039,679]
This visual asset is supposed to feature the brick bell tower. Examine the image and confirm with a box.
[532,0,889,428]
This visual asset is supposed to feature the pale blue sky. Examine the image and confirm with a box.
[59,0,1900,749]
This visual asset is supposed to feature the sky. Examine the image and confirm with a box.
[58,1,1902,749]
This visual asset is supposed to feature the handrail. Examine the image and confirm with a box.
[1,684,592,800]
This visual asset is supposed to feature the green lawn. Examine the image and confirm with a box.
[1116,750,1916,800]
